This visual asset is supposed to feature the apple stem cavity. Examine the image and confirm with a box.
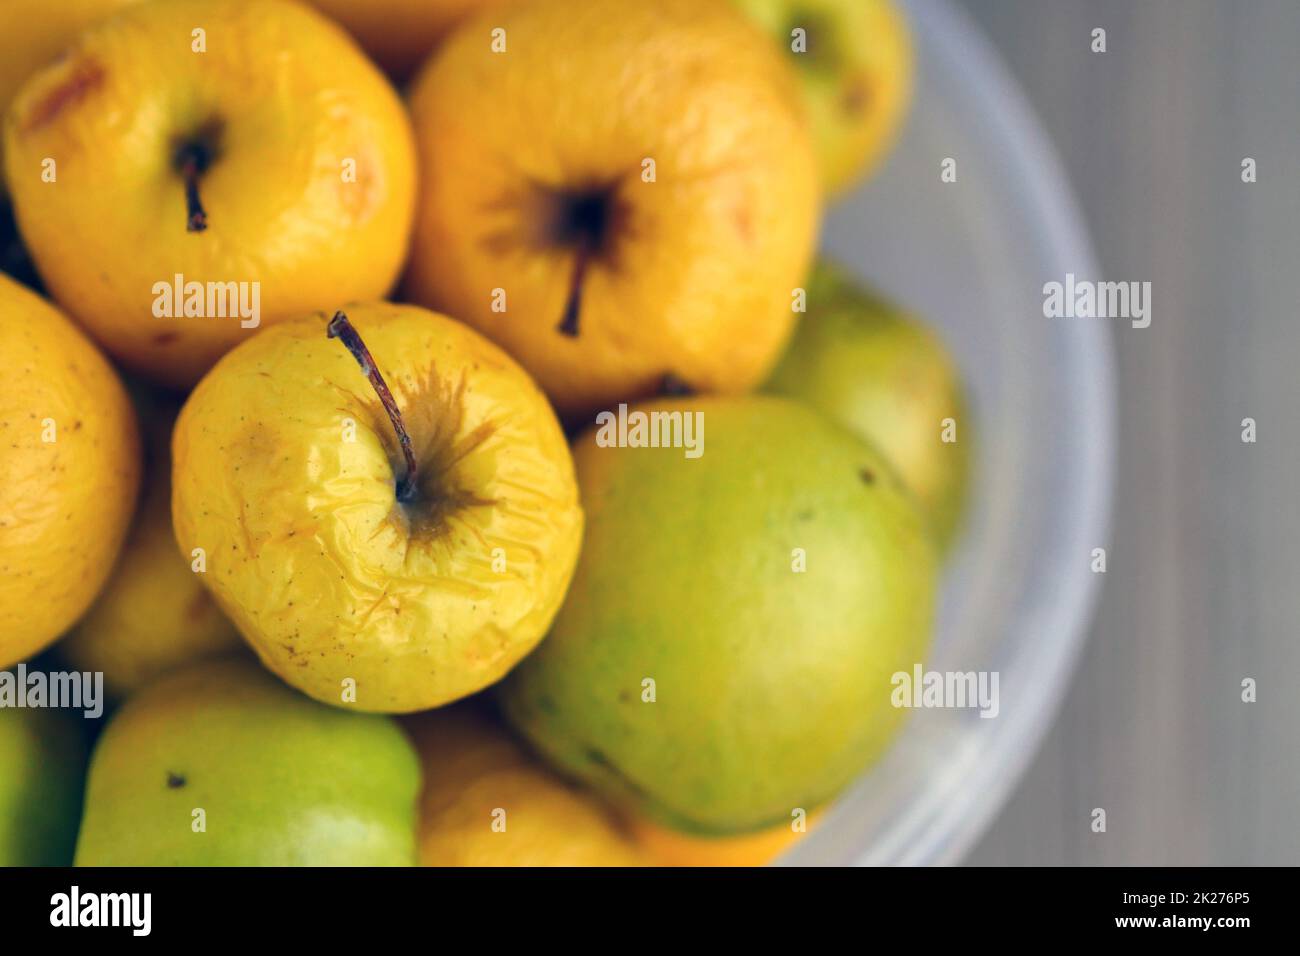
[326,311,420,503]
[660,373,695,397]
[177,143,209,233]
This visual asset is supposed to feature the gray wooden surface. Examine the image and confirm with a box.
[957,0,1300,866]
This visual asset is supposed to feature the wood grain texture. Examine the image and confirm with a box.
[957,0,1300,865]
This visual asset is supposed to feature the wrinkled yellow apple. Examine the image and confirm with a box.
[406,706,642,866]
[59,402,240,697]
[0,274,140,668]
[404,0,820,416]
[0,0,144,199]
[3,0,416,388]
[172,303,583,713]
[305,0,508,83]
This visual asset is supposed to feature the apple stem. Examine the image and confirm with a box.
[178,146,208,233]
[556,240,591,337]
[327,311,419,503]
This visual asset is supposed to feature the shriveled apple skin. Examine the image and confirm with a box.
[0,0,144,199]
[60,404,241,698]
[3,0,417,388]
[0,707,88,866]
[172,304,583,713]
[767,261,971,550]
[404,0,820,416]
[731,0,913,196]
[405,705,642,866]
[0,274,140,668]
[501,396,936,834]
[75,658,421,866]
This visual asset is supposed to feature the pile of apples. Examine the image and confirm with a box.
[0,0,969,866]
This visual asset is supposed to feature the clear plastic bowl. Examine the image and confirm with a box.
[783,0,1116,865]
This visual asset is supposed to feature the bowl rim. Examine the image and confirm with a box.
[896,0,1114,865]
[833,0,1119,866]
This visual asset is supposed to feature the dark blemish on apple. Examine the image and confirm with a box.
[166,772,187,789]
[660,373,694,397]
[23,59,106,131]
[797,509,814,521]
[859,467,876,485]
[537,695,558,716]
[152,331,180,346]
[841,76,873,117]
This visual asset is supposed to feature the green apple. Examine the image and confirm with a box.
[74,657,421,865]
[767,260,972,550]
[732,0,914,195]
[500,395,936,834]
[0,706,88,866]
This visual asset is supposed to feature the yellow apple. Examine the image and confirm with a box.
[172,303,583,713]
[0,273,140,668]
[305,0,509,83]
[59,399,240,698]
[403,0,820,416]
[630,809,822,866]
[0,0,144,200]
[3,0,416,388]
[405,705,642,866]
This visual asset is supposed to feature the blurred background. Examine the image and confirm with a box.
[955,0,1300,865]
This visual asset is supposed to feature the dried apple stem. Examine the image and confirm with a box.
[178,145,208,233]
[556,240,592,337]
[327,311,419,502]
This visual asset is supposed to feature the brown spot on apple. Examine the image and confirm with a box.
[23,58,106,132]
[841,76,873,117]
[731,203,754,244]
[339,149,381,222]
